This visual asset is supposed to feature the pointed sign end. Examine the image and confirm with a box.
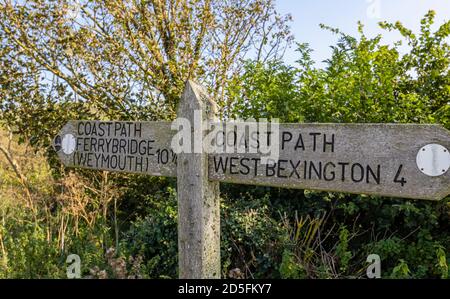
[180,81,218,119]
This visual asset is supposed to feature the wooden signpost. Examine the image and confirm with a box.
[208,123,450,200]
[53,81,450,278]
[54,120,176,177]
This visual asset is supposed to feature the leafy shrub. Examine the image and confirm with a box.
[120,187,178,278]
[221,192,288,278]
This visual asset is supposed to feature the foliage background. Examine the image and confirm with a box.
[0,1,449,278]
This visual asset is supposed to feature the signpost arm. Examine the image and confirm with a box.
[177,80,221,278]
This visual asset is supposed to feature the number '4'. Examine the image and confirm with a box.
[394,164,407,186]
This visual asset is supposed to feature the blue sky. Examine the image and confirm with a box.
[276,0,450,67]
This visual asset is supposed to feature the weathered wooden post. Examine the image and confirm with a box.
[176,81,221,278]
[53,81,450,280]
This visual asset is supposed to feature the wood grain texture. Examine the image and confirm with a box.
[176,81,221,278]
[208,123,450,200]
[55,120,450,201]
[54,120,176,177]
